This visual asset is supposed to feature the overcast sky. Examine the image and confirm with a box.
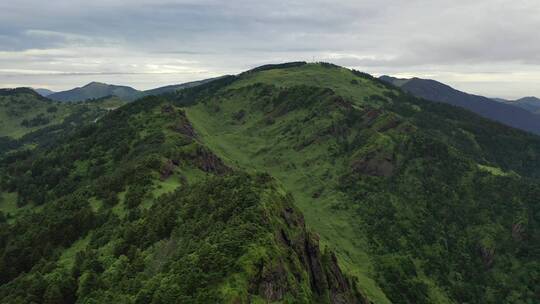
[1,0,539,99]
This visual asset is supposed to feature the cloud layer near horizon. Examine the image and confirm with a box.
[1,0,539,98]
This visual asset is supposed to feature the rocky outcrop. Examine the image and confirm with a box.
[249,205,369,303]
[351,154,395,177]
[249,261,289,301]
[192,146,230,174]
[165,107,197,138]
[480,245,495,269]
[159,159,175,180]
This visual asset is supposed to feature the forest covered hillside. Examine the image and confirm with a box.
[0,88,75,139]
[0,91,126,157]
[0,63,538,303]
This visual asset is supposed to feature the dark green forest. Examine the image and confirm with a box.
[0,63,538,303]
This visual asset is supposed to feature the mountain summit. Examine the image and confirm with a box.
[33,88,55,97]
[48,82,141,102]
[505,96,540,114]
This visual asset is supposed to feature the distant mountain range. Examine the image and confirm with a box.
[493,96,540,114]
[47,82,140,102]
[142,78,222,96]
[38,77,222,102]
[380,75,540,135]
[33,88,55,97]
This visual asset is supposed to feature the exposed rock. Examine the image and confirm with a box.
[377,118,401,132]
[250,262,288,302]
[161,104,175,114]
[512,223,525,241]
[364,109,382,123]
[480,246,495,269]
[281,206,305,229]
[312,189,323,198]
[255,205,370,304]
[192,146,230,174]
[397,122,417,134]
[351,155,394,177]
[333,96,353,110]
[232,109,246,121]
[159,159,175,180]
[169,109,197,138]
[303,233,327,296]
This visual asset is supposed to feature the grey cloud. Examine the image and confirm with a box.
[0,0,539,98]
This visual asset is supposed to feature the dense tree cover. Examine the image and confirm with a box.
[0,91,364,303]
[0,173,340,303]
[386,92,540,178]
[0,193,95,284]
[21,113,51,127]
[339,133,540,303]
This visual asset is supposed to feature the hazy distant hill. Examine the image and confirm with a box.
[498,96,540,114]
[33,88,55,97]
[380,75,540,135]
[141,77,224,97]
[47,78,219,102]
[48,82,141,102]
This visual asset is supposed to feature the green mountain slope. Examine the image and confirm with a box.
[0,88,72,139]
[182,63,539,303]
[0,92,367,303]
[0,91,127,157]
[0,62,539,304]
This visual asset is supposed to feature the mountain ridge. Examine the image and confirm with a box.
[47,82,141,102]
[380,75,540,135]
[504,96,540,113]
[33,88,55,97]
[46,77,222,102]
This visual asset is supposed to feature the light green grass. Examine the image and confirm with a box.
[57,233,91,269]
[0,93,128,139]
[0,94,71,138]
[478,164,512,176]
[112,191,127,217]
[0,192,19,214]
[89,197,103,212]
[231,63,396,108]
[0,192,40,222]
[185,87,392,303]
[153,174,183,197]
